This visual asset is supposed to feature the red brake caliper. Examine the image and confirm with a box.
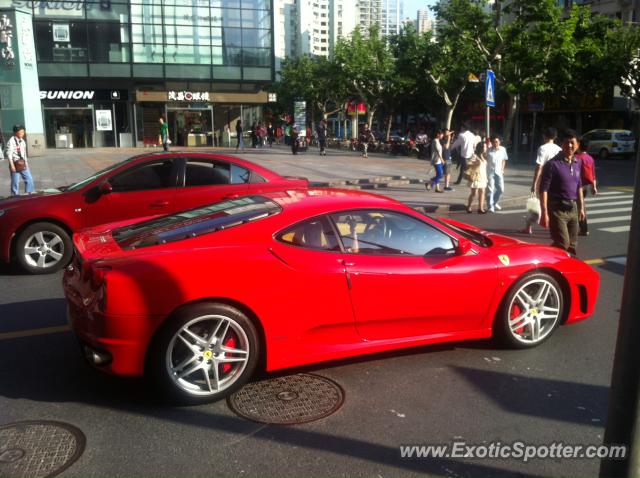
[222,336,236,373]
[511,304,524,335]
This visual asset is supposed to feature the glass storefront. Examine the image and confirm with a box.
[44,107,93,148]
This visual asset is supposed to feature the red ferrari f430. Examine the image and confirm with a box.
[63,189,599,404]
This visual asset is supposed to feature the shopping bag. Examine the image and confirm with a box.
[526,195,541,224]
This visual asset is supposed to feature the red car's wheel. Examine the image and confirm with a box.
[15,222,72,274]
[148,303,260,405]
[497,273,564,349]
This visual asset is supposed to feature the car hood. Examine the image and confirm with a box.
[0,188,65,205]
[441,218,523,247]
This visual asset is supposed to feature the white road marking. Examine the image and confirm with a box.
[587,207,632,216]
[585,195,632,202]
[587,215,631,224]
[584,200,633,208]
[599,225,631,233]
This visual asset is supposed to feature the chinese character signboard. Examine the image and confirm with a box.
[167,91,210,102]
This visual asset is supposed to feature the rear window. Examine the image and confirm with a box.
[113,196,280,250]
[614,132,635,142]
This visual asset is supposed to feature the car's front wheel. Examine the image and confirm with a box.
[148,303,260,405]
[15,222,73,274]
[497,273,564,349]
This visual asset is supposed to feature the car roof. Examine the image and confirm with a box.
[128,151,284,180]
[585,129,633,134]
[257,188,410,218]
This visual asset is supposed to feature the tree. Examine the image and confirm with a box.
[398,0,486,129]
[333,26,395,128]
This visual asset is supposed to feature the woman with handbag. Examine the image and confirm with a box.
[6,125,35,196]
[466,141,488,213]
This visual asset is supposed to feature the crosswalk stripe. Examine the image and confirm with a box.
[498,206,632,215]
[586,195,632,203]
[594,191,625,196]
[599,225,631,233]
[588,207,632,215]
[587,215,630,224]
[586,200,633,208]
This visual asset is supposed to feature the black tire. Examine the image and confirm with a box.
[147,302,260,405]
[599,148,609,160]
[495,272,564,349]
[14,222,72,274]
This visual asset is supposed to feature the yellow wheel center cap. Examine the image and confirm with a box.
[530,308,538,316]
[203,350,213,359]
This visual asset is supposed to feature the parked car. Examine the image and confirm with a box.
[581,129,636,159]
[0,152,308,274]
[64,188,599,405]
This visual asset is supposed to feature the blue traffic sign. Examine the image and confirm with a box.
[485,69,495,107]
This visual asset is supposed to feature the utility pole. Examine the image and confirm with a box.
[599,146,640,477]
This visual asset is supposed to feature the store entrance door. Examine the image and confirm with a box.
[167,108,213,147]
[44,107,94,149]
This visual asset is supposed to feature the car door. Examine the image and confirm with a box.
[83,158,179,227]
[330,209,499,341]
[268,215,359,350]
[173,157,250,211]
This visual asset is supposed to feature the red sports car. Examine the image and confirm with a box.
[0,152,307,274]
[64,189,599,404]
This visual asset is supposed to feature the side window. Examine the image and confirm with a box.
[185,159,230,187]
[110,160,174,192]
[592,131,610,141]
[330,210,455,256]
[230,164,250,184]
[277,216,340,251]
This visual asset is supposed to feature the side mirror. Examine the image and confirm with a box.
[456,238,473,256]
[99,182,113,195]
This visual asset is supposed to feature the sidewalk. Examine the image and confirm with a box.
[1,145,535,213]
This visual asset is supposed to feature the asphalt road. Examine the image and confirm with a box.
[0,155,635,478]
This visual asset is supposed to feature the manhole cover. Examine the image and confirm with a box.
[228,373,344,425]
[0,421,85,478]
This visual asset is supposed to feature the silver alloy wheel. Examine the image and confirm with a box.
[23,231,65,269]
[507,278,561,345]
[166,314,250,396]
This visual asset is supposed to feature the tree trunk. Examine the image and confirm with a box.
[386,114,393,141]
[445,106,455,130]
[503,93,518,146]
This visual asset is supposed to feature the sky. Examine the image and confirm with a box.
[403,0,438,21]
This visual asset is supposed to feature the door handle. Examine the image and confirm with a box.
[339,259,355,267]
[150,200,169,207]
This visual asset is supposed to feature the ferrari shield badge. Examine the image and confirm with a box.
[498,255,510,266]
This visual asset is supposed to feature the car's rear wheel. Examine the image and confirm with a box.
[497,273,564,349]
[599,148,609,160]
[15,222,72,274]
[148,303,259,405]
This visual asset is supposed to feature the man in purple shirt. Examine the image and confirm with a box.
[539,129,585,255]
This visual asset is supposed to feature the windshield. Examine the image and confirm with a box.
[66,157,137,192]
[113,195,281,250]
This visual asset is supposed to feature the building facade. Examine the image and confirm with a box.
[416,8,433,34]
[0,0,275,150]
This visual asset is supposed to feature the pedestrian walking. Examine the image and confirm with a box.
[451,123,476,185]
[425,130,444,193]
[316,119,327,156]
[284,124,291,146]
[291,124,299,155]
[360,124,374,158]
[486,136,508,212]
[6,124,35,196]
[158,116,169,152]
[267,123,275,147]
[539,129,585,256]
[235,119,245,151]
[442,129,454,191]
[576,137,597,236]
[466,141,488,213]
[521,127,562,234]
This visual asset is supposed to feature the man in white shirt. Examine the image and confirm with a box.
[6,124,35,196]
[522,127,562,234]
[452,123,477,185]
[486,136,508,212]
